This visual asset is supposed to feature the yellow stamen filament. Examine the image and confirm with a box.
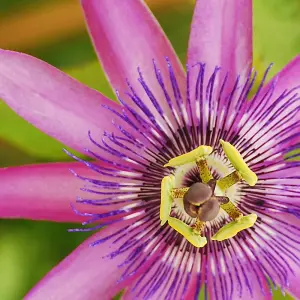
[196,158,213,184]
[221,201,243,220]
[192,218,205,234]
[171,187,189,199]
[217,171,242,191]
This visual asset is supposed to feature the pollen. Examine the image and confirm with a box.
[160,140,258,248]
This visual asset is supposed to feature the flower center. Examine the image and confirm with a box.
[160,140,258,248]
[183,181,227,221]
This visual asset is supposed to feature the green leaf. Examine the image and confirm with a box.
[253,0,300,76]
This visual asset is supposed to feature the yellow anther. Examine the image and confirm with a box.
[212,213,257,241]
[196,158,213,183]
[164,146,212,167]
[171,187,189,199]
[160,175,175,226]
[168,217,207,248]
[220,140,257,186]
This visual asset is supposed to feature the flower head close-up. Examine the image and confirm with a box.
[0,0,299,299]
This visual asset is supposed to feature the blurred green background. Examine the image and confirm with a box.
[0,0,299,299]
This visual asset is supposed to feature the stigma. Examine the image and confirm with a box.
[160,140,258,248]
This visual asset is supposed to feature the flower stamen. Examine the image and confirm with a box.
[220,201,243,220]
[192,218,205,234]
[168,216,207,248]
[160,175,175,226]
[217,171,242,190]
[196,158,214,183]
[171,187,190,199]
[220,139,258,186]
[163,145,212,167]
[160,140,259,247]
[211,213,258,241]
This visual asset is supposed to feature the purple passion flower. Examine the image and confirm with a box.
[0,1,299,299]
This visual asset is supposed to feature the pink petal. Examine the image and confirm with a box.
[123,240,273,300]
[0,49,122,156]
[25,220,136,300]
[187,0,252,78]
[257,211,300,299]
[287,265,300,298]
[183,236,273,300]
[81,0,186,121]
[249,162,300,207]
[205,252,272,300]
[286,251,300,298]
[0,162,125,222]
[25,218,159,300]
[123,247,192,299]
